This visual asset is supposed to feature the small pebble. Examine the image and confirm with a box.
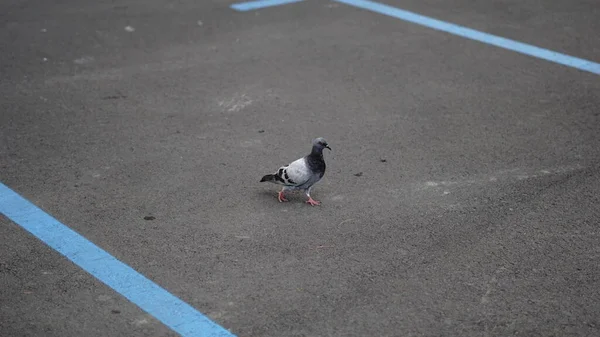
[354,172,363,177]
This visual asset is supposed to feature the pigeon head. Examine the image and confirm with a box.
[312,137,331,152]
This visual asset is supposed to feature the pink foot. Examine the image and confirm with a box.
[278,191,288,202]
[306,197,321,206]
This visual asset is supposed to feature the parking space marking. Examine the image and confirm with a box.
[229,0,600,75]
[0,182,235,337]
[334,0,600,75]
[231,0,303,12]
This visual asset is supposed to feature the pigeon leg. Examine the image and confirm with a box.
[278,189,289,202]
[305,188,321,206]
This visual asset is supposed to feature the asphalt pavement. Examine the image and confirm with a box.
[2,0,600,336]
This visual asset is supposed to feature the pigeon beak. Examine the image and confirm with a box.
[326,145,332,151]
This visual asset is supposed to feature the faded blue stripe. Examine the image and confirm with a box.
[334,0,600,75]
[231,0,303,11]
[0,182,235,337]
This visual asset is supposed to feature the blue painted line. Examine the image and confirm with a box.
[334,0,600,75]
[0,182,235,337]
[231,0,303,12]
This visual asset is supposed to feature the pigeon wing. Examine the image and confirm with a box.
[276,157,311,187]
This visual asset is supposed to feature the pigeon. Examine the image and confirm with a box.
[260,137,331,206]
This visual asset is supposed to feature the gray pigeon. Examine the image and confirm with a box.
[260,137,331,206]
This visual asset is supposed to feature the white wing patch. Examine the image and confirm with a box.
[276,157,311,187]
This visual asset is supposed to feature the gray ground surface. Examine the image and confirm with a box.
[2,0,600,336]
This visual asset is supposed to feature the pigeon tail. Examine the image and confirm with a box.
[260,174,276,182]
